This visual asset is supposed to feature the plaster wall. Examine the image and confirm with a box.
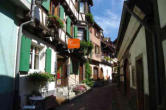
[89,27,101,62]
[99,64,112,80]
[0,3,19,110]
[129,27,149,95]
[157,0,166,28]
[117,16,140,60]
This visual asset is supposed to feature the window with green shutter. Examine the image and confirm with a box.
[74,26,78,38]
[66,17,71,35]
[19,35,31,72]
[45,48,52,73]
[60,5,64,20]
[42,0,50,11]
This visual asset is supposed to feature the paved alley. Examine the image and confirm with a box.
[56,83,136,110]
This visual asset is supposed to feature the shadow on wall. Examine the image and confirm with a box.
[0,75,15,110]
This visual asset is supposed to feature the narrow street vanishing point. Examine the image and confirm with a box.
[0,0,166,110]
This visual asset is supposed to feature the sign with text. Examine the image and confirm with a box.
[68,39,80,49]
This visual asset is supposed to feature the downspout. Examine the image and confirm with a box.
[14,0,36,109]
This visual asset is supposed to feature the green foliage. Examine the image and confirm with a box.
[82,61,94,87]
[27,72,55,88]
[104,56,111,61]
[86,13,94,24]
[48,15,64,28]
[82,79,94,87]
[80,41,93,55]
[85,61,92,80]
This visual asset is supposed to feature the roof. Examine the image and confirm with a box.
[88,0,93,6]
[93,22,103,31]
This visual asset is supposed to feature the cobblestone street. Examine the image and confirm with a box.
[56,83,136,110]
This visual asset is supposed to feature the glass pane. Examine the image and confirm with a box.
[78,29,84,40]
[80,2,85,13]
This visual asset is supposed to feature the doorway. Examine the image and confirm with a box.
[136,56,144,110]
[79,63,83,83]
[124,59,130,95]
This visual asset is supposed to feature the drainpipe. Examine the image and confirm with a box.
[14,0,36,109]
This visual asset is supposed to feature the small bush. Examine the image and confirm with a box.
[27,72,55,88]
[86,13,94,24]
[80,41,93,55]
[48,15,64,28]
[82,79,94,87]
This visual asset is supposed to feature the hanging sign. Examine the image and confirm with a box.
[68,39,80,49]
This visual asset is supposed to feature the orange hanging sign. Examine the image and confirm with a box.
[68,39,80,49]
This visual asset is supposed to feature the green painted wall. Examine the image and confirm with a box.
[0,2,18,93]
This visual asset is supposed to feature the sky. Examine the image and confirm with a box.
[91,0,124,41]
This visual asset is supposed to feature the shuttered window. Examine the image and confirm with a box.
[45,48,52,73]
[74,26,78,38]
[60,5,64,20]
[42,0,50,11]
[67,17,71,35]
[19,35,31,72]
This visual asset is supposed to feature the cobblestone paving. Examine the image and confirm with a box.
[56,83,136,110]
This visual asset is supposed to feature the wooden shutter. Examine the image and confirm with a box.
[19,35,31,72]
[70,59,73,74]
[67,17,71,35]
[42,0,50,11]
[86,27,90,41]
[45,48,52,73]
[74,26,78,38]
[60,5,64,20]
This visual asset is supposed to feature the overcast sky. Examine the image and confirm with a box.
[91,0,124,41]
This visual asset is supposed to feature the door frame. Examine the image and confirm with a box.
[135,54,145,110]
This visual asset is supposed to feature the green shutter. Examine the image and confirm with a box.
[86,27,90,41]
[60,5,64,20]
[67,17,71,35]
[19,35,31,72]
[42,0,50,11]
[45,48,52,73]
[74,26,78,38]
[70,59,73,74]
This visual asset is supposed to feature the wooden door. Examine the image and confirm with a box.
[93,67,98,80]
[124,60,130,95]
[61,63,68,86]
[99,68,104,80]
[136,57,144,110]
[79,64,83,83]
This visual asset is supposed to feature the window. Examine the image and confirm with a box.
[78,28,85,40]
[51,3,55,15]
[95,45,100,54]
[30,45,42,70]
[80,2,85,13]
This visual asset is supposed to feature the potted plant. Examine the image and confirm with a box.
[27,72,54,89]
[47,15,64,29]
